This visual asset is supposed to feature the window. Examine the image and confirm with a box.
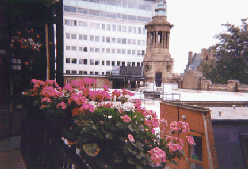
[117,49,121,54]
[66,58,70,63]
[102,24,105,30]
[122,26,126,32]
[127,62,131,66]
[90,59,94,65]
[132,62,135,66]
[112,24,116,31]
[137,50,141,55]
[122,61,125,66]
[83,22,87,27]
[79,34,83,40]
[90,23,94,28]
[141,62,143,66]
[117,25,121,32]
[142,40,145,46]
[66,46,70,50]
[65,20,70,26]
[71,46,77,51]
[95,36,100,42]
[122,38,126,44]
[132,50,136,55]
[128,26,132,33]
[142,28,146,34]
[117,38,121,44]
[106,37,110,43]
[188,136,203,169]
[66,70,70,74]
[132,39,136,44]
[66,33,70,39]
[106,48,110,53]
[83,35,87,40]
[79,47,83,51]
[79,59,83,64]
[71,34,77,39]
[84,71,87,75]
[122,49,125,54]
[90,48,94,52]
[112,38,116,43]
[90,71,94,75]
[133,27,136,33]
[106,61,110,66]
[71,70,76,74]
[142,50,145,55]
[84,47,87,52]
[102,72,104,75]
[117,13,121,19]
[102,60,105,65]
[90,35,94,41]
[95,23,100,29]
[127,50,131,54]
[71,20,77,26]
[112,61,115,66]
[95,48,100,52]
[72,58,77,64]
[95,72,99,75]
[122,14,128,20]
[106,24,110,31]
[117,61,120,66]
[138,27,141,34]
[137,40,141,45]
[102,36,105,42]
[79,71,83,75]
[95,60,100,65]
[112,49,115,54]
[102,48,105,53]
[79,21,83,26]
[128,39,131,44]
[137,62,141,67]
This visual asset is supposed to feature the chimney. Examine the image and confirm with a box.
[188,51,193,65]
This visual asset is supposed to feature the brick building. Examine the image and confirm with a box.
[160,101,219,169]
[143,0,174,89]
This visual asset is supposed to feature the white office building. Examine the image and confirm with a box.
[62,0,166,78]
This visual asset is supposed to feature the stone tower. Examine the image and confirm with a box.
[143,0,174,88]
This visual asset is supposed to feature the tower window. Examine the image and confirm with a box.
[158,31,162,43]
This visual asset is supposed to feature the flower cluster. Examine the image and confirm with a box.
[24,78,196,168]
[148,147,166,166]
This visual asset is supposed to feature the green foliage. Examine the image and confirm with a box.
[202,22,248,84]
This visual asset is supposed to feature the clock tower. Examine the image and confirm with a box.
[143,0,174,89]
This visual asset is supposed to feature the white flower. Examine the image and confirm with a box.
[123,102,134,111]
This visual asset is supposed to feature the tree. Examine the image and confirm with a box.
[201,21,248,84]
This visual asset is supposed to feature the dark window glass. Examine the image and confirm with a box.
[66,70,70,74]
[64,6,76,13]
[122,15,128,20]
[72,58,77,64]
[106,12,116,19]
[84,71,87,75]
[189,136,202,161]
[112,61,115,66]
[89,9,101,16]
[84,47,87,52]
[71,70,77,74]
[122,61,125,66]
[84,59,87,65]
[132,62,135,66]
[66,58,70,63]
[78,8,88,14]
[128,15,136,21]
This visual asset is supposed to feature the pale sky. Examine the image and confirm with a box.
[166,0,248,73]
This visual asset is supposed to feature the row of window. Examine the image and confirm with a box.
[65,70,117,75]
[64,6,152,23]
[64,20,146,34]
[65,34,146,46]
[65,58,143,67]
[65,46,145,56]
[64,0,154,10]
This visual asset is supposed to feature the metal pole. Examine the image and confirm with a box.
[45,24,50,80]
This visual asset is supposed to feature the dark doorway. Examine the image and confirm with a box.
[113,79,123,89]
[131,81,136,89]
[155,72,162,87]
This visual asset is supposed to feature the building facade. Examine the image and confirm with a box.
[143,1,174,90]
[62,0,165,87]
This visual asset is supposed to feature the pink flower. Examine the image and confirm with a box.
[56,102,67,109]
[120,115,131,122]
[103,85,109,92]
[186,136,196,145]
[41,97,52,103]
[128,134,135,143]
[80,103,95,113]
[170,121,190,133]
[149,147,166,166]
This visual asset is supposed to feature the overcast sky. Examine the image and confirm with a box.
[166,0,248,73]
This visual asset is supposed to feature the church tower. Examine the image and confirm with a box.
[143,0,174,88]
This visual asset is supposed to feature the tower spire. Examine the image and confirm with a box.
[155,0,166,16]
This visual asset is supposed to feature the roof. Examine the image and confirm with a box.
[209,107,248,120]
[145,16,172,27]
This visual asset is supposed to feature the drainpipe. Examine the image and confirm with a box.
[203,112,213,169]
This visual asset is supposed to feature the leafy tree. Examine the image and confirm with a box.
[200,21,248,84]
